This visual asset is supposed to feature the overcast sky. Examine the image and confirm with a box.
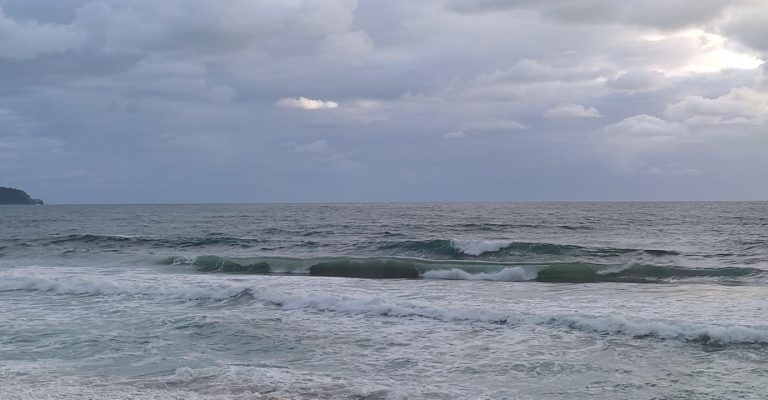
[1,0,767,203]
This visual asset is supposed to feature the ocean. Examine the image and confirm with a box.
[1,202,767,399]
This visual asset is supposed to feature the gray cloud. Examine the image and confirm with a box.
[450,0,753,30]
[0,0,766,202]
[0,6,84,60]
[666,87,768,125]
[722,3,768,55]
[544,103,601,118]
[295,139,331,154]
[277,97,339,110]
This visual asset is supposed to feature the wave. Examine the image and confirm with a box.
[422,267,535,281]
[44,233,266,249]
[4,271,766,345]
[0,271,252,301]
[275,292,768,344]
[16,234,681,264]
[161,255,763,284]
[378,239,681,259]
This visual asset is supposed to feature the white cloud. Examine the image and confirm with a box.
[0,6,84,60]
[544,103,601,118]
[443,119,526,140]
[295,139,331,154]
[473,59,611,85]
[603,114,686,135]
[443,131,467,139]
[666,87,768,125]
[607,70,668,91]
[465,119,526,131]
[276,97,339,110]
[594,114,689,171]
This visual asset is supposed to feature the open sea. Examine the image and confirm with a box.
[1,202,767,399]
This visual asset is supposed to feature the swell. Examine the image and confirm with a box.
[14,235,681,259]
[3,271,766,345]
[42,233,266,249]
[161,255,764,284]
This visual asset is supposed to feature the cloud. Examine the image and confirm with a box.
[665,87,768,125]
[2,0,768,201]
[722,3,768,55]
[607,70,668,91]
[320,30,374,59]
[472,59,611,85]
[443,131,467,139]
[464,119,527,131]
[602,114,686,137]
[0,6,84,60]
[544,103,601,118]
[450,0,747,30]
[442,119,526,139]
[276,97,339,110]
[295,139,331,154]
[594,114,689,171]
[73,0,360,55]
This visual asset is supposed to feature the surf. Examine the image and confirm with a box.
[160,255,763,284]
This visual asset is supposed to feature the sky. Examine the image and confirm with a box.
[1,0,767,203]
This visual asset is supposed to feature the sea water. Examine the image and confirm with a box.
[1,202,767,399]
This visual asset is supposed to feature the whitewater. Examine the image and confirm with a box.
[1,202,767,399]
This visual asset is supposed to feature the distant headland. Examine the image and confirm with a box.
[0,187,44,205]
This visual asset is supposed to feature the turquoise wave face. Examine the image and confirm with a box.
[160,255,763,284]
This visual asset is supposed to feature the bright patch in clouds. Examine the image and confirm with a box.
[276,97,339,110]
[647,29,765,74]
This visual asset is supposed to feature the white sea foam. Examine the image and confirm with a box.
[450,239,513,256]
[546,315,768,344]
[0,272,249,301]
[0,364,405,400]
[166,365,406,399]
[423,267,535,281]
[4,270,767,345]
[264,292,768,344]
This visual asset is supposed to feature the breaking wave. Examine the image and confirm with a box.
[0,271,252,302]
[13,234,684,265]
[377,239,681,259]
[161,255,763,284]
[3,271,766,345]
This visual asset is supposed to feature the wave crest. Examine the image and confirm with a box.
[423,267,533,281]
[163,255,763,284]
[379,239,681,259]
